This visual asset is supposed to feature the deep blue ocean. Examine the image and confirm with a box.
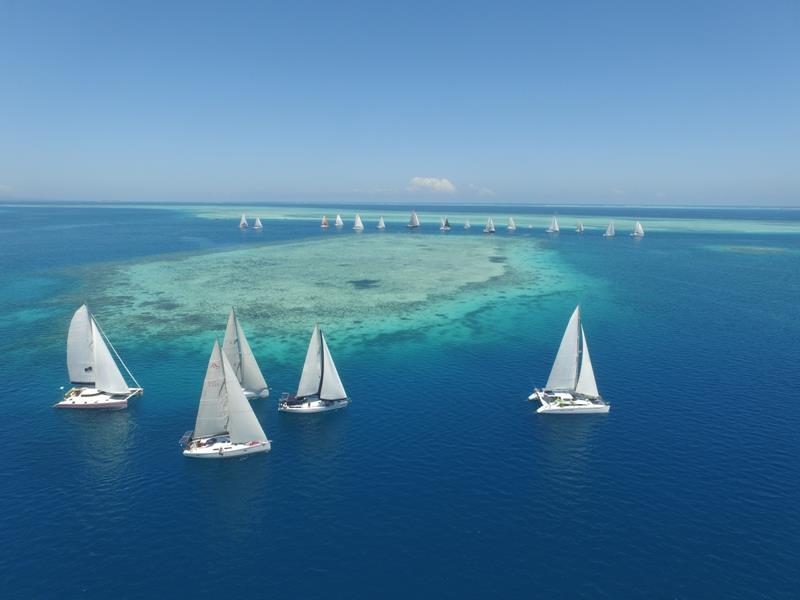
[1,204,799,599]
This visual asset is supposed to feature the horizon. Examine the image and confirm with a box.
[1,1,798,205]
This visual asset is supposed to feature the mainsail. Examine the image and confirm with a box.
[508,217,516,230]
[547,216,560,232]
[239,214,248,229]
[576,221,584,233]
[632,221,644,237]
[193,341,229,438]
[222,308,268,395]
[67,305,95,385]
[604,222,615,236]
[296,324,347,400]
[335,214,344,227]
[408,211,420,228]
[353,214,364,231]
[484,217,495,233]
[545,306,600,398]
[321,215,329,228]
[377,216,386,229]
[253,217,263,229]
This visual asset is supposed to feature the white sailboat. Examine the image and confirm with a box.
[321,215,329,229]
[253,217,263,230]
[222,308,269,399]
[529,306,608,414]
[181,340,270,458]
[56,304,143,409]
[507,217,517,231]
[484,217,496,233]
[335,214,344,228]
[631,221,645,237]
[576,221,584,233]
[353,214,365,231]
[377,216,386,230]
[408,210,421,228]
[546,216,560,233]
[239,214,249,229]
[464,219,471,229]
[440,217,451,231]
[279,324,349,413]
[603,222,615,237]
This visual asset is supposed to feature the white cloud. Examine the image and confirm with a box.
[407,176,456,194]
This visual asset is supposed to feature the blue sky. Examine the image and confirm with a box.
[1,0,798,205]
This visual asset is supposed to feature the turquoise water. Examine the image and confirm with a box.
[1,204,799,598]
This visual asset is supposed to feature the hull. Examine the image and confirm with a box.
[537,403,609,414]
[55,387,143,410]
[529,390,609,414]
[182,435,271,459]
[279,398,349,413]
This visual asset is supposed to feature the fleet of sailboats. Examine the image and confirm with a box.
[279,324,349,413]
[222,308,270,399]
[57,305,143,409]
[181,340,271,458]
[353,214,365,231]
[529,306,609,414]
[546,216,560,233]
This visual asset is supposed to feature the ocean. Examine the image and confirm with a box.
[1,203,798,598]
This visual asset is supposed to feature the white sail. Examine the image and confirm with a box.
[296,325,323,398]
[484,217,495,232]
[444,217,450,229]
[193,341,229,438]
[223,351,267,444]
[440,217,445,228]
[408,211,420,227]
[253,217,263,229]
[67,305,95,385]
[321,215,329,228]
[377,216,386,229]
[353,214,364,231]
[575,326,599,398]
[604,222,615,236]
[632,221,644,236]
[508,217,516,230]
[239,214,248,228]
[222,309,268,394]
[547,216,560,232]
[91,319,129,394]
[576,221,584,233]
[319,330,347,400]
[464,219,471,229]
[545,306,581,391]
[335,214,344,227]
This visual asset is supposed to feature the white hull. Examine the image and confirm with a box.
[182,435,271,459]
[55,387,143,410]
[279,398,349,413]
[529,390,609,414]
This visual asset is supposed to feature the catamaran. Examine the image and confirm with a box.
[631,221,645,237]
[603,222,615,237]
[239,214,249,229]
[484,217,496,233]
[464,219,471,229]
[353,214,365,231]
[507,217,517,231]
[222,308,269,399]
[546,216,560,233]
[56,304,143,409]
[321,215,329,229]
[576,221,585,233]
[408,210,421,228]
[180,340,270,458]
[529,305,609,414]
[279,324,349,413]
[253,217,263,230]
[440,217,451,231]
[335,214,344,228]
[377,216,386,230]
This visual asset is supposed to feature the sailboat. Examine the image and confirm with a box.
[335,214,344,228]
[576,221,585,233]
[56,304,143,409]
[279,324,349,413]
[253,217,263,230]
[239,214,249,229]
[507,217,517,231]
[408,210,421,228]
[630,221,645,237]
[484,217,496,233]
[603,222,615,237]
[546,216,560,233]
[464,219,471,229]
[377,216,386,230]
[180,340,270,458]
[353,214,365,231]
[440,217,451,231]
[529,306,608,414]
[222,308,269,400]
[321,215,329,229]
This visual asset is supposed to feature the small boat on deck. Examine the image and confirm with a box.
[181,340,270,458]
[279,324,349,413]
[222,307,269,399]
[56,304,143,409]
[528,305,609,414]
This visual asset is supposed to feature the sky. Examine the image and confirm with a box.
[0,0,798,205]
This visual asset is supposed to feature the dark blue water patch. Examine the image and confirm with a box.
[348,278,380,289]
